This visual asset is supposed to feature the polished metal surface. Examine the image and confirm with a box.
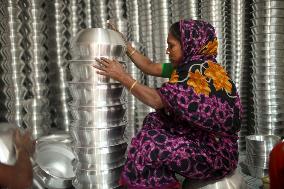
[251,0,284,136]
[183,170,247,189]
[70,28,127,188]
[70,124,126,146]
[69,82,125,107]
[73,141,127,164]
[71,28,126,61]
[35,142,75,189]
[245,134,280,178]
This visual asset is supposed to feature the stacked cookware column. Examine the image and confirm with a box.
[69,28,127,189]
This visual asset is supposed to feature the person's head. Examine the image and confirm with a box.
[167,19,218,68]
[167,22,183,68]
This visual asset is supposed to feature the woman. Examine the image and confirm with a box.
[95,19,242,189]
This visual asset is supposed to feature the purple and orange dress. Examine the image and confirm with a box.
[120,19,242,189]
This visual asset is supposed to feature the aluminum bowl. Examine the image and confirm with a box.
[74,162,124,185]
[73,141,127,164]
[71,28,126,60]
[35,142,75,189]
[70,123,126,146]
[69,82,125,106]
[70,104,126,123]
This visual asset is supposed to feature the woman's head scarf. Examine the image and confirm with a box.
[179,19,218,64]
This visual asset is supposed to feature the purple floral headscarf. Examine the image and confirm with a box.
[179,19,218,64]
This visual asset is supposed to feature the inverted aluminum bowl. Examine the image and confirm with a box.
[74,162,124,185]
[73,141,127,164]
[70,104,126,123]
[70,124,126,146]
[69,82,125,106]
[71,28,126,60]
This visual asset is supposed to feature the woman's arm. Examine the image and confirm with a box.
[126,43,163,77]
[119,73,164,110]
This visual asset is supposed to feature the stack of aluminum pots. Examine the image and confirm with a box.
[151,0,171,87]
[0,0,10,121]
[231,0,254,153]
[3,0,27,127]
[77,0,92,29]
[180,0,200,20]
[45,0,72,131]
[245,135,280,178]
[126,0,140,42]
[138,0,155,89]
[108,0,128,36]
[70,0,90,37]
[170,0,182,23]
[20,0,50,139]
[69,28,127,189]
[200,0,231,69]
[251,0,284,136]
[91,0,108,28]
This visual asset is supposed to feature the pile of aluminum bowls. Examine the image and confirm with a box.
[251,0,284,136]
[200,0,230,68]
[231,0,254,153]
[91,0,108,28]
[170,0,199,22]
[151,0,171,87]
[45,0,72,131]
[69,28,127,189]
[2,0,26,127]
[108,0,128,36]
[245,134,280,178]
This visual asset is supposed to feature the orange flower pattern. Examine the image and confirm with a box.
[187,70,211,96]
[169,69,179,84]
[198,38,218,56]
[204,61,232,93]
[168,60,233,96]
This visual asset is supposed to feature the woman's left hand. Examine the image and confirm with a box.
[93,57,127,81]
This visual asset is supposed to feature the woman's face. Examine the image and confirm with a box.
[166,32,183,67]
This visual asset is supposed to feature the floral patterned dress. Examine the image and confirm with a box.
[119,19,242,189]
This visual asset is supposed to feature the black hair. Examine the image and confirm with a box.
[169,21,181,43]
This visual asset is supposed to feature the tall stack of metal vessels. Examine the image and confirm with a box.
[69,28,127,189]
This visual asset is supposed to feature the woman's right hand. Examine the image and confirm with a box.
[13,129,35,157]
